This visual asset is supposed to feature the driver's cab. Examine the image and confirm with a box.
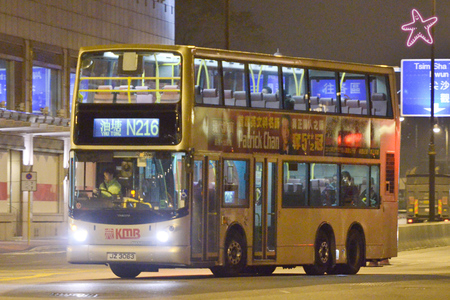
[70,151,187,212]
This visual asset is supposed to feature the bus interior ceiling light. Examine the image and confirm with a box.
[103,51,119,58]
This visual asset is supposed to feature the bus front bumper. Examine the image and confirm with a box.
[67,244,190,266]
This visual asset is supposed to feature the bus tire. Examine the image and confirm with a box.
[342,229,364,274]
[109,264,141,278]
[213,232,247,277]
[303,230,330,275]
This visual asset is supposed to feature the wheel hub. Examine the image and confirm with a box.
[319,241,329,263]
[227,241,242,265]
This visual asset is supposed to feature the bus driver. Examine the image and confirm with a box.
[94,167,122,198]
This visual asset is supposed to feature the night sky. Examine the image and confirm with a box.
[176,0,450,67]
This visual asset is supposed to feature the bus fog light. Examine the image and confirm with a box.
[157,231,169,243]
[73,229,88,242]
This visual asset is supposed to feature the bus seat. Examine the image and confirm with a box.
[135,86,154,103]
[160,85,180,103]
[319,98,333,106]
[94,85,113,103]
[371,93,387,116]
[371,93,386,101]
[195,85,203,104]
[320,98,334,112]
[346,99,362,114]
[234,91,247,107]
[323,105,336,113]
[310,96,319,105]
[310,96,321,111]
[115,85,136,103]
[293,95,306,111]
[224,90,235,106]
[202,88,219,105]
[224,89,233,99]
[264,93,279,109]
[251,92,264,108]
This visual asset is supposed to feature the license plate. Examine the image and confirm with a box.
[107,252,136,261]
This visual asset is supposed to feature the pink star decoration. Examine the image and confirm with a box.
[401,9,438,47]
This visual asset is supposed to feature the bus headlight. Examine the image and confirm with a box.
[156,231,169,243]
[71,224,88,242]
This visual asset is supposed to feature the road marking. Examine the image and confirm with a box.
[0,270,91,282]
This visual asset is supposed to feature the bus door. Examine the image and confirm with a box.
[253,158,277,260]
[191,156,220,261]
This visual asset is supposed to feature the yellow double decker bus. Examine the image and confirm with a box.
[67,44,399,278]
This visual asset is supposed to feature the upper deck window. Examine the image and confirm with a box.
[249,63,279,109]
[194,59,221,105]
[222,61,247,107]
[309,70,338,113]
[283,67,307,111]
[78,51,181,104]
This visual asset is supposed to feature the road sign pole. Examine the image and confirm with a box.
[429,0,436,222]
[27,191,31,245]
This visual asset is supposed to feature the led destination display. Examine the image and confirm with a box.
[93,118,160,138]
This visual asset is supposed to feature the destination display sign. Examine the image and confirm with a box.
[401,59,450,116]
[93,118,159,138]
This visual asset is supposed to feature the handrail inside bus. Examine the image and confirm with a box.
[196,59,210,89]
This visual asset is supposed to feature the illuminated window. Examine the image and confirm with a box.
[310,163,338,207]
[309,70,337,113]
[223,159,248,207]
[0,59,7,107]
[283,67,307,111]
[194,59,221,105]
[32,66,60,116]
[282,162,308,207]
[222,61,247,107]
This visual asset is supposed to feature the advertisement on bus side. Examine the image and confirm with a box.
[205,111,381,159]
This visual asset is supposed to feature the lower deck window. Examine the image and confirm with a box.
[282,162,380,208]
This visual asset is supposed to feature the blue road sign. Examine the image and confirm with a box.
[401,59,450,117]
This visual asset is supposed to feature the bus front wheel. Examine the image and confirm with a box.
[109,264,141,278]
[303,231,330,275]
[211,232,247,277]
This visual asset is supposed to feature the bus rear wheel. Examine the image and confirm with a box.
[342,229,364,274]
[303,231,330,275]
[109,264,141,278]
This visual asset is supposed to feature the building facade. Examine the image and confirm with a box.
[0,0,175,240]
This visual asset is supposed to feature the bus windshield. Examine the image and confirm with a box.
[78,50,181,104]
[70,151,188,216]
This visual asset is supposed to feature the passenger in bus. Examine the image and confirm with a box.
[340,171,358,206]
[359,178,378,207]
[262,86,272,94]
[94,167,122,198]
[321,175,338,206]
[280,115,295,154]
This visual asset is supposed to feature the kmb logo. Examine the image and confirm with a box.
[105,228,141,239]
